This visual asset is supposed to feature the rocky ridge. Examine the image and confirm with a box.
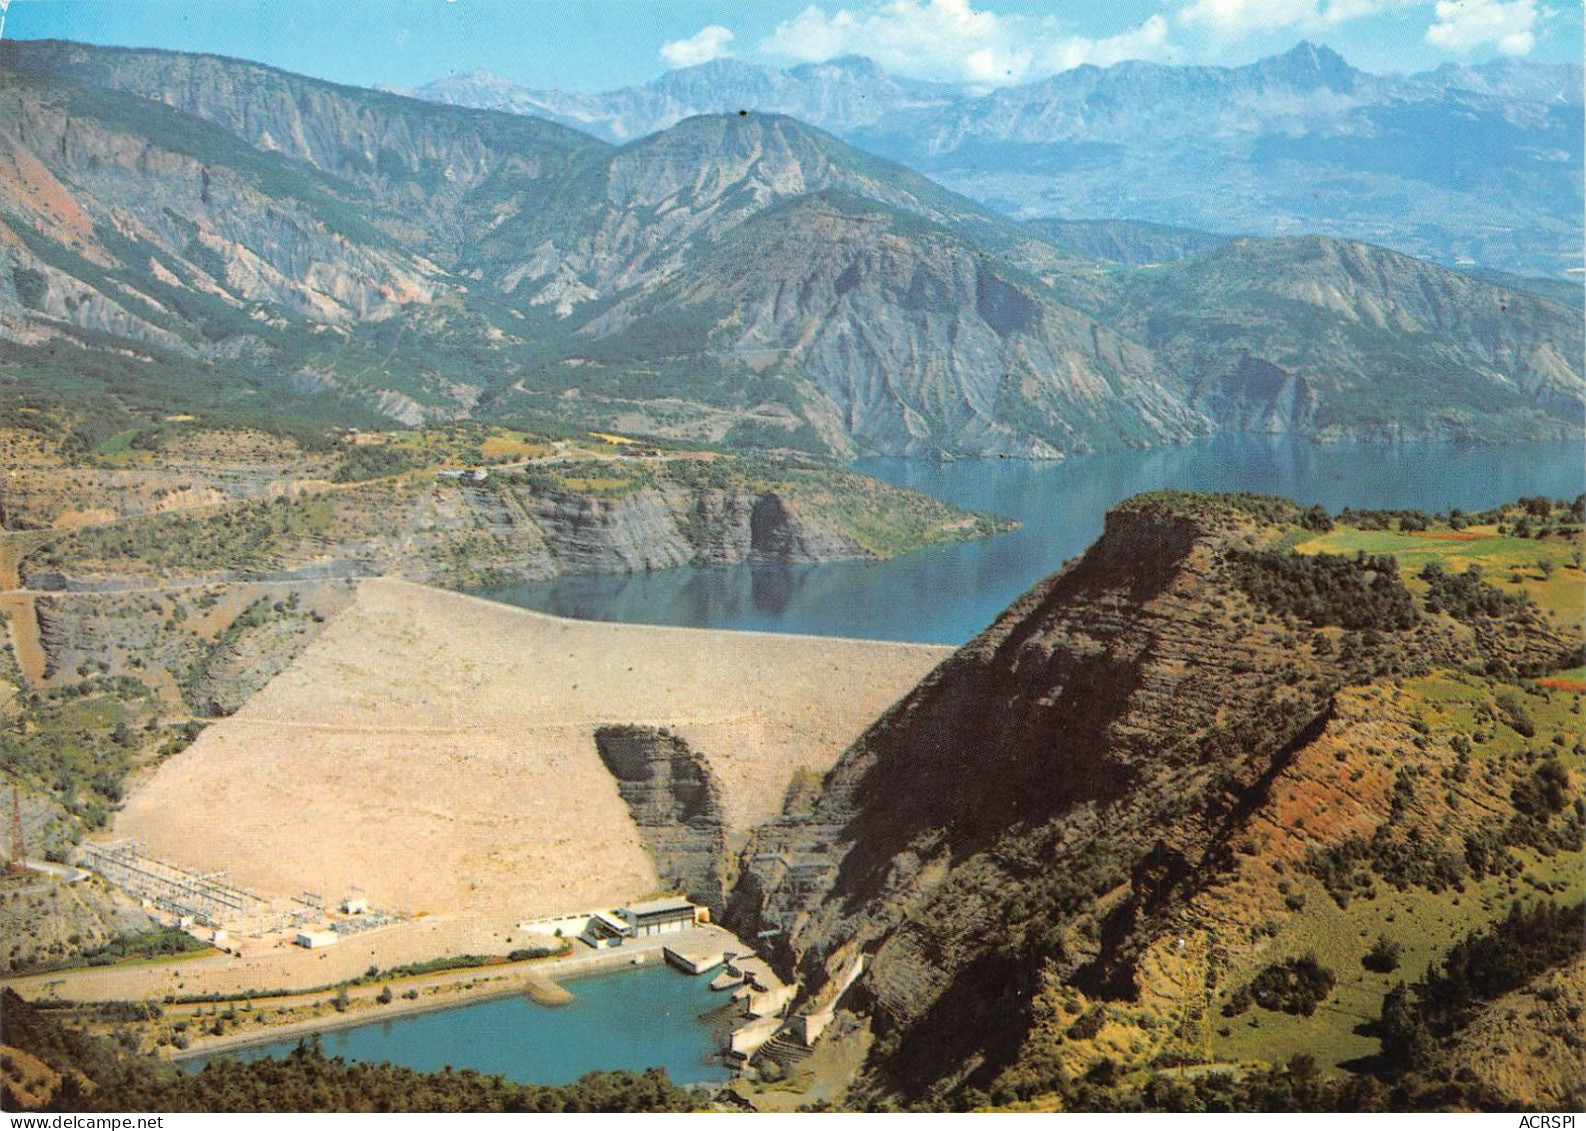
[0,41,1578,457]
[594,725,731,914]
[724,493,1578,1103]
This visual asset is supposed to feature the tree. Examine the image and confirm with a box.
[1363,934,1402,974]
[1377,982,1431,1076]
[1248,954,1336,1016]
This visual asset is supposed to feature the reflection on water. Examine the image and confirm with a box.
[478,436,1586,645]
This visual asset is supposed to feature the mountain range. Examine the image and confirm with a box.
[0,39,1580,460]
[395,43,1584,278]
[387,54,962,144]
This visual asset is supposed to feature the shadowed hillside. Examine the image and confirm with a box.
[727,492,1583,1108]
[2,40,1579,457]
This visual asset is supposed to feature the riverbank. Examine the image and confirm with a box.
[164,926,737,1063]
[169,965,563,1062]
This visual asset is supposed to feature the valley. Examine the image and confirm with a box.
[4,478,1582,1112]
[2,40,1580,462]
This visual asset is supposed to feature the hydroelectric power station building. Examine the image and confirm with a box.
[620,897,701,937]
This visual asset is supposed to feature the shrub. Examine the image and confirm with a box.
[1420,563,1532,622]
[1229,550,1417,631]
[1494,692,1537,738]
[1221,984,1254,1017]
[1511,759,1569,818]
[1248,954,1336,1016]
[1067,1007,1106,1040]
[1363,934,1402,974]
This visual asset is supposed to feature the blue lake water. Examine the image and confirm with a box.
[183,964,731,1086]
[479,436,1586,645]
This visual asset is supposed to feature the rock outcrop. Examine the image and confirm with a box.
[594,726,730,914]
[725,492,1578,1104]
[15,465,993,594]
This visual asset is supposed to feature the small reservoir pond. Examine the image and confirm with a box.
[479,436,1586,644]
[183,964,731,1086]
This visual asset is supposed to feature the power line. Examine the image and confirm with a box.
[8,780,26,875]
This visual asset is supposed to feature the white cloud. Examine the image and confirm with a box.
[759,0,1175,85]
[1176,0,1423,34]
[660,25,736,68]
[1425,0,1538,54]
[1043,14,1172,71]
[1178,0,1320,32]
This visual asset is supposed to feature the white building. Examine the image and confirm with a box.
[620,897,700,937]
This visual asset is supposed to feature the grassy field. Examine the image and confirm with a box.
[93,429,140,458]
[1207,667,1584,1074]
[1296,519,1584,627]
[477,432,556,460]
[348,424,632,467]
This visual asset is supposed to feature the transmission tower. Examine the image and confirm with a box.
[9,781,26,875]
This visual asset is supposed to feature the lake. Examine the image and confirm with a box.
[184,964,732,1086]
[478,436,1586,645]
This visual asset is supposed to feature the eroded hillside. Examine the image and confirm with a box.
[727,492,1583,1107]
[1,41,1579,458]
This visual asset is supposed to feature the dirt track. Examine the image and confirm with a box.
[0,594,47,687]
[112,579,950,925]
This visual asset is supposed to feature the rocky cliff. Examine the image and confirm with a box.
[1,40,1579,457]
[15,458,996,593]
[405,471,975,587]
[594,725,730,914]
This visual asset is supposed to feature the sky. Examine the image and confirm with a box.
[4,0,1581,92]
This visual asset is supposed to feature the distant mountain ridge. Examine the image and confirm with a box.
[0,39,1580,459]
[384,55,963,143]
[398,43,1584,278]
[395,46,1585,144]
